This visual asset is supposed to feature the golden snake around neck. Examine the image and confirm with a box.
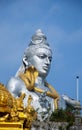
[19,66,60,109]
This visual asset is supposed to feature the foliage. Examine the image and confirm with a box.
[49,108,75,123]
[49,108,75,129]
[58,126,64,130]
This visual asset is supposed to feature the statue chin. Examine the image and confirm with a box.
[37,66,50,78]
[38,71,49,78]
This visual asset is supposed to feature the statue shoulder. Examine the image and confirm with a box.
[6,77,23,97]
[7,77,19,88]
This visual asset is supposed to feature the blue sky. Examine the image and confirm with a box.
[0,0,82,105]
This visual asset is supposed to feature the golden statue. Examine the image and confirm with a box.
[0,83,37,130]
[24,95,37,129]
[0,83,13,121]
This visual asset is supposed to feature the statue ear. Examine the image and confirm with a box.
[22,56,32,70]
[22,56,29,67]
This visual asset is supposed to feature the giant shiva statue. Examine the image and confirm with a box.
[6,29,60,120]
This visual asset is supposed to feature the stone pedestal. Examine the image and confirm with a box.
[31,121,68,130]
[69,106,82,130]
[75,115,81,125]
[74,106,82,125]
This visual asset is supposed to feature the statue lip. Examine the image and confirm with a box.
[43,66,49,70]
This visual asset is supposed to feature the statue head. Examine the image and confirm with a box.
[23,29,52,77]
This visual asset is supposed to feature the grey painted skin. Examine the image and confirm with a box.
[6,29,54,120]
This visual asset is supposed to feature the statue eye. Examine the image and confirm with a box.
[38,55,45,59]
[36,53,46,59]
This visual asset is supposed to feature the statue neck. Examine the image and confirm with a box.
[35,76,45,87]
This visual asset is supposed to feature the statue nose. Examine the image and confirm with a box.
[45,57,50,65]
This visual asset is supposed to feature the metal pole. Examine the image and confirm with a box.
[76,76,79,101]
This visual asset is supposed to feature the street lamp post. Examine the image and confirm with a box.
[76,76,79,101]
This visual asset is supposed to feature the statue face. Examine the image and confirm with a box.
[28,48,52,77]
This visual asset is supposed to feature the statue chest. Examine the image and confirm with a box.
[21,86,54,120]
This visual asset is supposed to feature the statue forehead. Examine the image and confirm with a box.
[35,47,52,56]
[24,46,52,58]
